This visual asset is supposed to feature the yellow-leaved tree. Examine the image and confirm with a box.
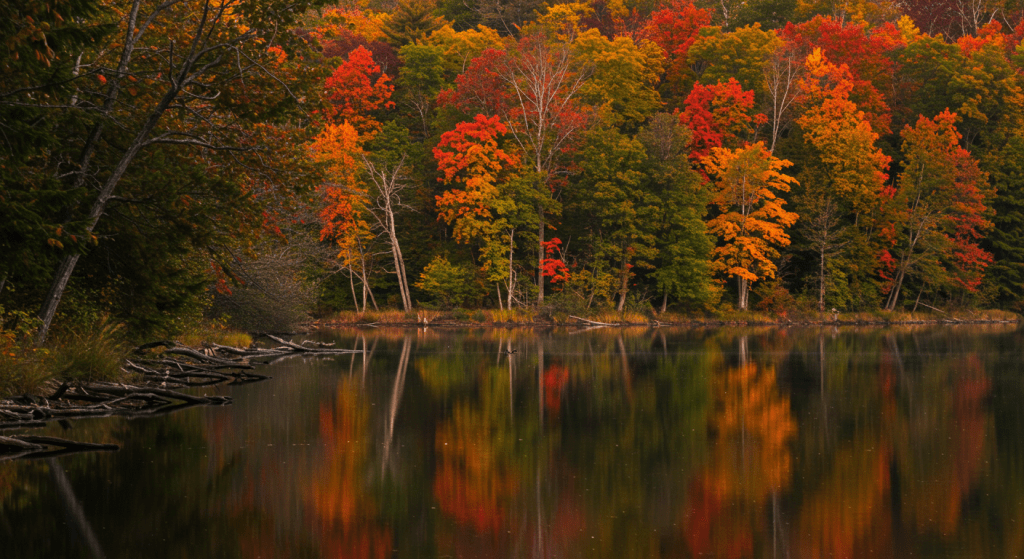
[704,142,799,310]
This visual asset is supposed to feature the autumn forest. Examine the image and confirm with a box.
[5,0,1024,339]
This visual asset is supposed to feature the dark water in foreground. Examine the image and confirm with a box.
[4,325,1024,558]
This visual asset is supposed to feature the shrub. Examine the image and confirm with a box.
[0,306,50,397]
[414,256,478,309]
[48,318,129,384]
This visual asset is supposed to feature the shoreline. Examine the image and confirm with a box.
[308,312,1021,330]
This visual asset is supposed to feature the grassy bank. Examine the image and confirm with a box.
[311,308,1021,327]
[0,315,253,398]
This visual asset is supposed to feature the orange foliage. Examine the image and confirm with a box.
[311,378,394,558]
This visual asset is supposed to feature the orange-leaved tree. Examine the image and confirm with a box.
[311,121,379,312]
[796,48,890,311]
[433,114,524,308]
[704,142,799,310]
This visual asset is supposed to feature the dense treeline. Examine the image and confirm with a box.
[5,0,1024,338]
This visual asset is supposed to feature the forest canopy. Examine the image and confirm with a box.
[5,0,1024,338]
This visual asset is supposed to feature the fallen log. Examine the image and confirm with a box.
[86,384,231,405]
[14,435,119,451]
[569,315,615,327]
[0,436,45,451]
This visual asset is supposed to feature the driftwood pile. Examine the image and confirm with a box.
[0,334,357,460]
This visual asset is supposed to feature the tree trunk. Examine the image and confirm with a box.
[661,290,668,314]
[537,205,545,304]
[507,227,515,310]
[818,247,826,312]
[36,0,230,344]
[738,276,749,311]
[885,267,906,311]
[349,266,360,312]
[616,255,629,312]
[355,238,378,311]
[386,219,412,311]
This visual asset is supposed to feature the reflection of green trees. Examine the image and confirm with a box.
[1,411,318,559]
[5,326,1024,558]
[785,327,1011,559]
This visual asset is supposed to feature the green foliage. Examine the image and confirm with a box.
[0,307,128,396]
[638,113,714,309]
[688,23,781,100]
[573,29,663,129]
[414,256,479,308]
[382,0,447,46]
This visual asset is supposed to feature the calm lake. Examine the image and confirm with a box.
[4,325,1024,558]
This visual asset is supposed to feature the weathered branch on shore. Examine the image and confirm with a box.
[568,315,615,327]
[1,335,352,460]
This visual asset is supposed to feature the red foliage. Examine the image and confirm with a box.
[782,16,903,134]
[319,28,400,79]
[679,78,763,161]
[440,48,511,117]
[540,238,571,283]
[643,0,712,100]
[322,46,395,132]
[433,114,517,184]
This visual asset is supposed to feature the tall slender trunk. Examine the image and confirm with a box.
[349,270,360,312]
[661,290,668,314]
[886,266,907,311]
[384,206,412,311]
[738,276,749,311]
[537,204,545,304]
[818,247,826,312]
[616,254,629,312]
[355,238,377,312]
[37,80,184,344]
[37,0,221,344]
[507,227,515,309]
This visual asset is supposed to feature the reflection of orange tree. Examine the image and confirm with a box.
[793,436,894,559]
[311,377,392,558]
[433,403,519,533]
[897,355,992,536]
[685,361,796,558]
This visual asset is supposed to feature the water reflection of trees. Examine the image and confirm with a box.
[4,325,1024,558]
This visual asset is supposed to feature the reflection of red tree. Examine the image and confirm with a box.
[545,364,570,415]
[311,379,394,558]
[792,440,894,559]
[683,478,754,559]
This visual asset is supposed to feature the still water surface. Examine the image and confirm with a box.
[4,325,1024,558]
